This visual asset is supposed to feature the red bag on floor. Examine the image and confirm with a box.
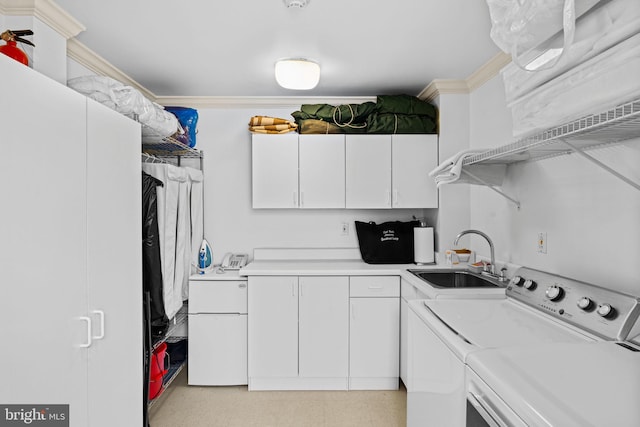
[149,342,168,400]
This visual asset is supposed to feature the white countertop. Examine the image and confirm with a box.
[239,259,447,276]
[237,259,507,299]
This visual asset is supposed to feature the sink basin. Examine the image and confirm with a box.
[408,269,502,289]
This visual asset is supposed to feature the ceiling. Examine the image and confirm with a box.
[55,0,500,98]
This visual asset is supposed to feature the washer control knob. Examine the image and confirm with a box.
[545,285,564,301]
[523,279,537,291]
[577,297,593,310]
[510,276,524,287]
[597,304,615,319]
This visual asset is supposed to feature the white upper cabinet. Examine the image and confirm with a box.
[345,135,392,208]
[252,133,299,208]
[392,134,438,208]
[299,134,345,208]
[252,133,438,209]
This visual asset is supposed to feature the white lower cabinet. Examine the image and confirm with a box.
[349,277,400,390]
[248,276,349,390]
[188,278,248,386]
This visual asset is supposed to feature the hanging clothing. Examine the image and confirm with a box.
[184,167,204,300]
[142,172,168,338]
[142,163,186,320]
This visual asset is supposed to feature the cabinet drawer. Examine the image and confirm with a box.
[189,280,247,314]
[350,276,399,297]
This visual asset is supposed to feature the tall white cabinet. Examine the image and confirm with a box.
[0,55,142,426]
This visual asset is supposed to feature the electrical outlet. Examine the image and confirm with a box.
[341,222,349,236]
[537,232,547,254]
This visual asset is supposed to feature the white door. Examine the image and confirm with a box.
[0,55,89,424]
[188,314,248,385]
[252,133,299,208]
[350,298,400,384]
[346,135,392,208]
[86,100,142,426]
[298,277,349,380]
[392,134,438,208]
[248,277,299,378]
[299,134,345,208]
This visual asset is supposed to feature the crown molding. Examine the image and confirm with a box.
[418,52,512,101]
[466,51,512,92]
[153,96,377,109]
[0,0,85,39]
[67,39,156,100]
[418,79,469,102]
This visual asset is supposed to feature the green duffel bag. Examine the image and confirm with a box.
[292,102,376,127]
[376,94,437,118]
[366,113,437,134]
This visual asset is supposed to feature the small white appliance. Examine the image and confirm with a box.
[406,267,640,427]
[188,270,248,385]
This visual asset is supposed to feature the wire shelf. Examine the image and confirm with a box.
[463,98,640,165]
[141,123,202,158]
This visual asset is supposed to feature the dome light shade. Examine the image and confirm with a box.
[275,59,320,90]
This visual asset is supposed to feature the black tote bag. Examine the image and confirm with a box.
[355,220,420,264]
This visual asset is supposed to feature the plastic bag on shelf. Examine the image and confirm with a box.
[165,107,198,147]
[68,75,179,138]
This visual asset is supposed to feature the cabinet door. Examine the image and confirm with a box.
[299,134,345,208]
[252,133,299,208]
[248,277,299,378]
[350,298,400,383]
[392,134,438,208]
[345,135,392,208]
[299,277,349,378]
[188,314,248,386]
[86,100,142,426]
[0,55,89,423]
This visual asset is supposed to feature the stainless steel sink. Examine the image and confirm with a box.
[408,269,503,289]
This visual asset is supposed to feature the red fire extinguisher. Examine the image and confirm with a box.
[0,29,35,66]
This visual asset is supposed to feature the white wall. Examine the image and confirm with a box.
[433,94,472,254]
[469,76,640,296]
[194,107,430,263]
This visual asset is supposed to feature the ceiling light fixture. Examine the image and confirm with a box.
[275,59,320,90]
[283,0,310,8]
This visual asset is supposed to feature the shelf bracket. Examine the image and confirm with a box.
[560,140,640,192]
[461,169,521,210]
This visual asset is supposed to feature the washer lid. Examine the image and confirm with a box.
[423,299,592,350]
[467,341,640,427]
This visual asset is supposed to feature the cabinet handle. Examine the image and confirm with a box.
[293,192,298,207]
[368,285,384,289]
[78,316,92,348]
[239,283,247,289]
[393,189,399,206]
[92,309,105,340]
[351,303,356,320]
[300,191,305,207]
[385,190,391,206]
[292,283,296,297]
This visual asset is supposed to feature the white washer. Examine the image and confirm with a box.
[466,340,640,427]
[406,267,640,427]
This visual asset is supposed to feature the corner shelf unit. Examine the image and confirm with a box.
[461,98,640,207]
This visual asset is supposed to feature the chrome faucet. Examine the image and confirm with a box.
[454,229,500,279]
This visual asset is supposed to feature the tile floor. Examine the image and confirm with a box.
[148,369,407,427]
